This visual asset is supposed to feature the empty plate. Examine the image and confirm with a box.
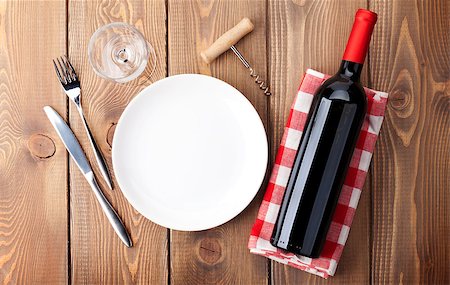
[112,74,268,231]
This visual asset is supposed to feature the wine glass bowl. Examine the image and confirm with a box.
[88,22,156,83]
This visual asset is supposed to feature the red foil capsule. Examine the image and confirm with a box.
[342,9,378,64]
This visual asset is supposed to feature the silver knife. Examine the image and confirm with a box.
[44,106,132,247]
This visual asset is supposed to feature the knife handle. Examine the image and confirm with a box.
[86,172,133,247]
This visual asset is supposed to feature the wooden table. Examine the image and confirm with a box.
[1,0,448,284]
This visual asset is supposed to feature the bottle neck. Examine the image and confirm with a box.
[338,60,363,81]
[342,9,377,64]
[338,9,377,82]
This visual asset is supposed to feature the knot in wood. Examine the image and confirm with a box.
[28,134,56,159]
[198,238,222,265]
[390,89,410,110]
[106,123,116,148]
[389,69,413,111]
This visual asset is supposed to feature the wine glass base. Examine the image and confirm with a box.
[88,22,157,85]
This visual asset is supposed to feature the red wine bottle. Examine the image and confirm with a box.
[270,9,377,258]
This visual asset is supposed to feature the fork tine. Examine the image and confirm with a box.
[56,58,67,84]
[57,57,71,83]
[64,55,78,81]
[61,56,74,82]
[53,59,64,84]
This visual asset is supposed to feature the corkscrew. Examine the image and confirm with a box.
[201,18,271,96]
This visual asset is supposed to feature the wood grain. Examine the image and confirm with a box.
[369,0,450,284]
[68,0,168,284]
[268,0,371,283]
[0,1,68,284]
[1,0,449,284]
[167,0,269,284]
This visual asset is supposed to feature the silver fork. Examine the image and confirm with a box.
[53,56,113,190]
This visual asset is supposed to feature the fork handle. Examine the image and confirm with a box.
[76,106,114,190]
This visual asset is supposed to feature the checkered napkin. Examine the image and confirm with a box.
[248,69,388,278]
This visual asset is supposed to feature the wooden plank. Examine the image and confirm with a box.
[68,0,168,283]
[369,0,450,283]
[0,1,68,284]
[268,0,371,283]
[167,0,269,284]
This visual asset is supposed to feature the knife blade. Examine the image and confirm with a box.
[43,106,132,247]
[44,106,91,174]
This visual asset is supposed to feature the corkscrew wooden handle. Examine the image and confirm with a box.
[201,18,254,64]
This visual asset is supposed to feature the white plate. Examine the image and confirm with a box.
[112,74,268,231]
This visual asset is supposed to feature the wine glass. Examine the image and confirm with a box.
[88,22,156,84]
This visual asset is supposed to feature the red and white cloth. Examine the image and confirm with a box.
[248,69,388,278]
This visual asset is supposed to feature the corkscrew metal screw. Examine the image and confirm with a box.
[230,46,271,96]
[201,18,271,96]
